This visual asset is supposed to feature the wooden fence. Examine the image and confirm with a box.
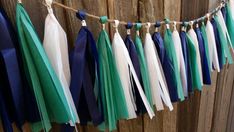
[0,0,234,131]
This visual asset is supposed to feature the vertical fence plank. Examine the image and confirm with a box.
[163,0,182,132]
[226,84,234,132]
[138,0,181,131]
[62,0,109,131]
[197,72,218,132]
[106,0,142,131]
[0,0,17,26]
[162,1,182,132]
[20,0,47,39]
[220,65,234,131]
[211,64,234,132]
[138,0,165,131]
[211,66,228,132]
[196,1,219,132]
[179,0,210,132]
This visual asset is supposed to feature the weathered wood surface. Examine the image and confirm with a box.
[0,0,234,132]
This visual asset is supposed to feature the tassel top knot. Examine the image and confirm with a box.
[173,21,177,31]
[126,22,133,35]
[164,18,170,29]
[126,22,133,29]
[113,20,119,32]
[145,22,151,33]
[155,21,161,28]
[44,0,53,13]
[189,21,194,29]
[135,23,142,36]
[76,10,86,20]
[100,16,108,29]
[181,21,188,31]
[155,21,161,32]
[76,10,87,26]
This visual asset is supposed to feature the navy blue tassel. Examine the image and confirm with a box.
[195,26,211,85]
[162,20,179,102]
[152,22,165,64]
[180,25,193,94]
[221,6,227,23]
[124,22,146,114]
[0,7,42,130]
[211,18,223,69]
[69,10,103,125]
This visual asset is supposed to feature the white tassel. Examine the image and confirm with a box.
[217,10,233,50]
[112,20,155,119]
[144,23,173,111]
[172,24,188,97]
[230,0,234,19]
[188,25,203,86]
[206,20,220,72]
[43,8,79,125]
[228,0,234,54]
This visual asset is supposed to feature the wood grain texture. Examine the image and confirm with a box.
[197,72,218,132]
[138,0,164,35]
[179,1,210,132]
[226,84,234,132]
[107,0,138,39]
[181,0,209,21]
[63,0,108,48]
[211,66,228,132]
[106,0,142,131]
[138,0,181,132]
[211,64,234,132]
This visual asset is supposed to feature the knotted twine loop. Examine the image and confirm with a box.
[145,22,151,33]
[201,17,206,26]
[154,21,161,32]
[45,0,53,13]
[100,16,108,30]
[173,21,177,31]
[135,23,142,36]
[189,21,194,29]
[206,13,210,21]
[181,21,188,31]
[195,21,199,28]
[164,18,170,29]
[125,22,133,35]
[76,10,87,26]
[113,20,120,33]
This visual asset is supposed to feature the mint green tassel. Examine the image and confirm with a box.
[186,34,202,90]
[17,3,75,131]
[164,21,184,101]
[226,2,234,48]
[200,22,211,74]
[97,16,128,131]
[214,16,233,65]
[134,23,153,108]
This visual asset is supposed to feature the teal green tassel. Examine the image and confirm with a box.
[97,16,128,131]
[186,34,202,90]
[164,21,184,101]
[134,23,153,108]
[214,15,233,65]
[201,22,211,74]
[226,2,234,48]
